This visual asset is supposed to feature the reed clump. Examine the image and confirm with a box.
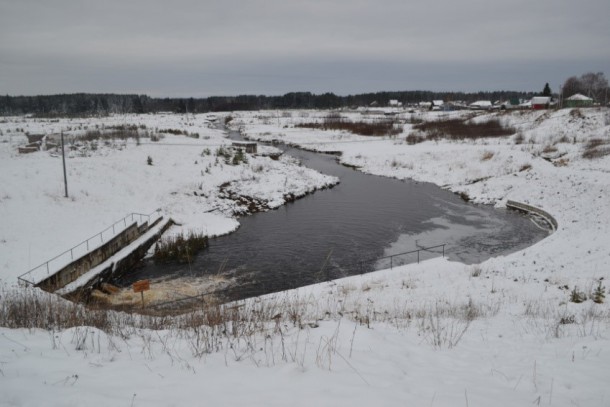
[153,231,209,264]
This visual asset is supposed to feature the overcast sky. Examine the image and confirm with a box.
[1,0,609,97]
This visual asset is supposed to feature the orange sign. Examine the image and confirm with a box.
[133,280,150,293]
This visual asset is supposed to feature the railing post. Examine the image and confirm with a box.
[86,240,89,251]
[417,250,420,264]
[46,262,49,275]
[442,245,445,258]
[70,248,73,260]
[390,256,393,269]
[113,224,115,234]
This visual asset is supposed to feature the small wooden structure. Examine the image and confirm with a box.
[18,146,39,154]
[232,142,257,154]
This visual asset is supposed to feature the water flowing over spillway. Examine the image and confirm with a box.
[116,132,549,302]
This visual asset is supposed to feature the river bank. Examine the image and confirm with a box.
[1,109,609,406]
[0,113,337,284]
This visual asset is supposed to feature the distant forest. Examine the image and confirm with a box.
[0,90,537,116]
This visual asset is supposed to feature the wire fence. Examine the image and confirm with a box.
[18,209,162,286]
[147,244,446,313]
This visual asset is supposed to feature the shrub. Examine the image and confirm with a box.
[570,287,586,303]
[470,266,482,277]
[79,128,140,141]
[232,149,248,165]
[159,128,188,136]
[406,133,425,144]
[592,281,606,304]
[216,146,231,159]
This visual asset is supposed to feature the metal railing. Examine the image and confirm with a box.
[147,243,446,312]
[18,209,162,286]
[362,244,445,270]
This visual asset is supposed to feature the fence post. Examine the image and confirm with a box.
[417,250,420,264]
[390,256,393,269]
[442,245,445,258]
[86,240,89,251]
[46,262,49,275]
[70,248,73,260]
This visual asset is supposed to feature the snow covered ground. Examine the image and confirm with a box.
[1,108,610,406]
[0,114,337,282]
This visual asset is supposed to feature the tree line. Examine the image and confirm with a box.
[561,72,608,102]
[0,90,537,116]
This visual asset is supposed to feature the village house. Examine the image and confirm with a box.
[469,100,492,110]
[565,93,593,108]
[531,96,552,110]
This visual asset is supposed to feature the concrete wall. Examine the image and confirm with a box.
[89,218,174,290]
[506,200,558,231]
[37,223,142,292]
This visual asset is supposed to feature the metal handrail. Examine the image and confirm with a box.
[148,243,446,311]
[18,209,162,285]
[366,244,445,270]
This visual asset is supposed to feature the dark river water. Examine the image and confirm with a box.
[117,133,549,303]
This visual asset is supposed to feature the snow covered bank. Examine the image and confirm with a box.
[0,109,609,406]
[0,114,337,283]
[233,108,610,289]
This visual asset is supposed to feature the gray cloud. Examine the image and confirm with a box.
[1,0,609,96]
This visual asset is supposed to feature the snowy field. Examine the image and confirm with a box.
[1,108,610,406]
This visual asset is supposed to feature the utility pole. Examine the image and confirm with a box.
[60,132,68,198]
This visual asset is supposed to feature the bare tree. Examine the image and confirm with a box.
[563,72,609,102]
[579,72,608,102]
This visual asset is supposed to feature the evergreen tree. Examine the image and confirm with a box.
[542,83,552,97]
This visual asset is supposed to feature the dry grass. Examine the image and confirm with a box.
[296,115,401,137]
[481,150,495,161]
[582,138,610,159]
[413,118,515,140]
[519,163,533,172]
[1,280,491,352]
[542,145,558,154]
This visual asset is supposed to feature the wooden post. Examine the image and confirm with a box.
[61,132,68,198]
[133,280,150,309]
